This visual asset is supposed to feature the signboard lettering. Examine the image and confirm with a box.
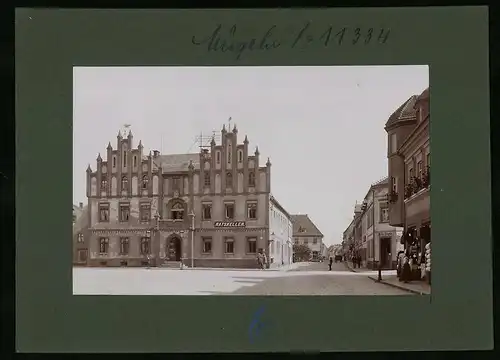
[214,221,246,228]
[379,231,394,238]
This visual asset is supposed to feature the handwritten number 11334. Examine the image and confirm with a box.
[292,24,390,48]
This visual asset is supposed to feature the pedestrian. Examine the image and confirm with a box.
[329,256,333,271]
[401,252,411,283]
[256,250,264,270]
[396,251,404,278]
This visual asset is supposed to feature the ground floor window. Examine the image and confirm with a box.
[247,237,257,253]
[77,249,87,263]
[202,237,212,253]
[224,238,234,254]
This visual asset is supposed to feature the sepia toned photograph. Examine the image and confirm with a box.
[72,65,430,296]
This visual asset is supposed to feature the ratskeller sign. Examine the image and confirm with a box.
[214,221,246,228]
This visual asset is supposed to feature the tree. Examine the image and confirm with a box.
[293,244,311,262]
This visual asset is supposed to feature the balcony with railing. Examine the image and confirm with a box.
[404,166,430,201]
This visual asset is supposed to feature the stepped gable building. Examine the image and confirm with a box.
[384,87,430,257]
[291,214,324,261]
[76,124,292,268]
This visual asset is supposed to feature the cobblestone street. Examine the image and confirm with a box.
[73,261,410,296]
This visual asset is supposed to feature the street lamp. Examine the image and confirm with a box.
[189,210,195,268]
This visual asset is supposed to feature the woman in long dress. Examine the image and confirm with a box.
[401,252,411,283]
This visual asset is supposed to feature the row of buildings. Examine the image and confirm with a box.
[342,87,430,271]
[73,124,325,269]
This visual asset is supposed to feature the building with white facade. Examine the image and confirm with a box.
[268,195,293,268]
[359,177,403,269]
[291,214,324,261]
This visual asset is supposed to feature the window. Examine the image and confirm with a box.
[202,203,212,220]
[224,238,234,254]
[426,153,430,167]
[112,156,116,168]
[142,175,149,190]
[140,237,150,255]
[294,239,299,244]
[202,238,212,253]
[379,201,389,222]
[228,145,232,163]
[313,238,318,244]
[248,171,256,187]
[101,176,108,190]
[119,203,130,222]
[226,172,233,188]
[368,209,374,228]
[216,151,220,164]
[409,167,415,181]
[238,150,243,163]
[99,203,109,222]
[298,226,306,233]
[247,237,257,253]
[247,202,257,219]
[99,237,109,254]
[391,176,397,193]
[77,249,87,263]
[140,203,151,222]
[121,176,128,190]
[225,203,235,219]
[417,161,423,179]
[390,133,397,153]
[171,201,184,220]
[204,171,210,187]
[133,155,137,168]
[303,238,308,244]
[77,233,84,243]
[120,237,129,255]
[123,151,127,167]
[172,177,180,191]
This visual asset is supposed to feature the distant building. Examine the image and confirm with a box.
[358,177,403,269]
[291,214,324,261]
[384,88,430,258]
[74,124,293,269]
[268,195,293,267]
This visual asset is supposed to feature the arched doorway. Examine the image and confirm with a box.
[166,235,182,261]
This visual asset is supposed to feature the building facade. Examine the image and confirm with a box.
[358,177,403,270]
[291,214,324,261]
[384,88,430,260]
[268,195,293,268]
[74,124,292,268]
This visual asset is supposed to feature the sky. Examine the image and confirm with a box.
[73,65,428,246]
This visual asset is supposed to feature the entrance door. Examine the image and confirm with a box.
[380,238,391,269]
[166,236,182,261]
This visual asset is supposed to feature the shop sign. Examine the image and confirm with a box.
[379,231,394,238]
[214,221,246,228]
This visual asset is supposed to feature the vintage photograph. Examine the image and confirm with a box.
[72,65,429,295]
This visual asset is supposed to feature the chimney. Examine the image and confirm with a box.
[79,202,83,209]
[153,150,160,158]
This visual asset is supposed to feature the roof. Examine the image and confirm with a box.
[269,195,292,221]
[417,87,429,101]
[291,214,324,237]
[384,95,418,129]
[153,153,200,173]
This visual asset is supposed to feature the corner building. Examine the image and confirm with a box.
[81,124,282,268]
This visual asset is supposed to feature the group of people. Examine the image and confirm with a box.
[397,247,431,284]
[351,253,362,268]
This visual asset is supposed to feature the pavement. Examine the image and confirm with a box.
[367,275,431,295]
[73,261,412,296]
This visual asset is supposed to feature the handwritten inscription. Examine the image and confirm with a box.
[248,305,266,344]
[191,24,390,60]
